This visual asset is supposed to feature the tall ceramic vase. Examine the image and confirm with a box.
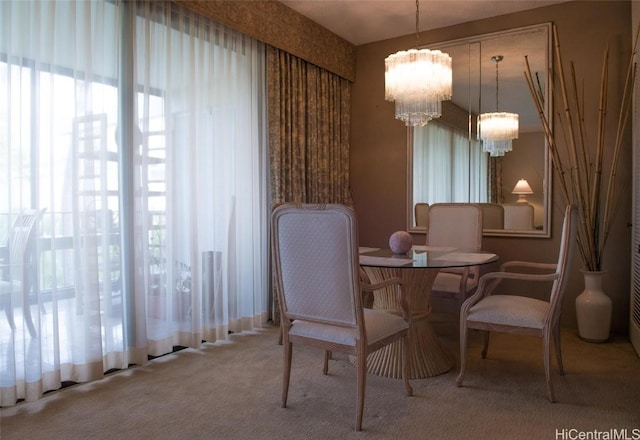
[575,270,612,342]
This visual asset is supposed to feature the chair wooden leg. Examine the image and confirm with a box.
[456,316,468,387]
[323,350,331,375]
[481,331,490,359]
[355,353,366,431]
[4,305,16,331]
[402,335,413,396]
[553,324,564,375]
[543,330,556,403]
[457,293,467,317]
[282,341,292,408]
[24,304,37,338]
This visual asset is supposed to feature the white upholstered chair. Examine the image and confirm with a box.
[271,203,413,431]
[0,209,43,337]
[456,205,577,402]
[503,203,535,230]
[427,203,483,311]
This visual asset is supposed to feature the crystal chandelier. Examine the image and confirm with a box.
[478,55,519,157]
[384,0,452,127]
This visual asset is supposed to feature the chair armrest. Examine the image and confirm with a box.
[360,276,403,292]
[501,261,557,272]
[360,275,409,321]
[462,270,560,312]
[480,270,559,284]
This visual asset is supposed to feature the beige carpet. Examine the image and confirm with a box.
[1,313,639,439]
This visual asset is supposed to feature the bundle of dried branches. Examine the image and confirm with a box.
[524,24,639,271]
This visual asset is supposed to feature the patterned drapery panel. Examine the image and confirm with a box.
[489,157,504,203]
[267,46,353,206]
[267,46,353,324]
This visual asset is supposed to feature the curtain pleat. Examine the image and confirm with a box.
[266,46,352,324]
[489,157,503,203]
[267,47,352,206]
[413,121,488,204]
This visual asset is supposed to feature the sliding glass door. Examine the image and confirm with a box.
[0,0,268,406]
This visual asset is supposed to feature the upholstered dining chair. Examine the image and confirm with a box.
[427,203,483,312]
[456,204,577,402]
[271,203,413,431]
[503,203,535,230]
[1,209,43,337]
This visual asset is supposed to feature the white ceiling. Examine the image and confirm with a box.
[279,0,568,46]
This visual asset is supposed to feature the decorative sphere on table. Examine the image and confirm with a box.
[389,231,413,255]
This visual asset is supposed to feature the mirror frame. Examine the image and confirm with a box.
[407,23,553,238]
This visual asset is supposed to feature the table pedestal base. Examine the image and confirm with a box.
[365,316,454,378]
[356,266,455,379]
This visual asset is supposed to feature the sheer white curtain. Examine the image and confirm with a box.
[133,0,268,353]
[413,121,488,204]
[0,0,268,406]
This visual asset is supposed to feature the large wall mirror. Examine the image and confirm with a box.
[408,23,552,238]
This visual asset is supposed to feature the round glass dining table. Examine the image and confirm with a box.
[358,246,499,379]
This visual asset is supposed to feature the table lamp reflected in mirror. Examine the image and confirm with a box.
[512,178,533,203]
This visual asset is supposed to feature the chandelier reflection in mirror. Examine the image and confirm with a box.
[384,0,452,126]
[478,55,519,156]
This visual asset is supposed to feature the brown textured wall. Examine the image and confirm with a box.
[351,1,633,333]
